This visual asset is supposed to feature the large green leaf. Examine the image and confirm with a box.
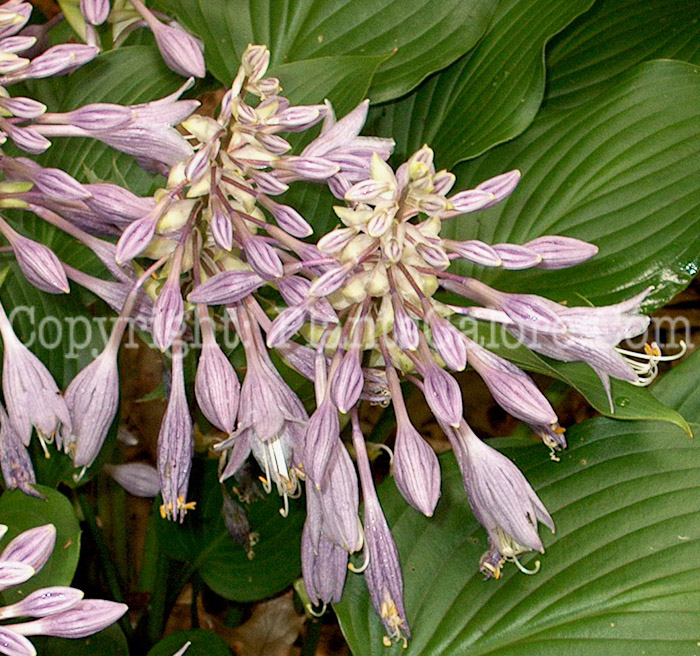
[335,349,700,655]
[546,0,700,109]
[156,462,305,602]
[148,629,230,656]
[31,625,128,656]
[367,0,594,166]
[153,0,496,102]
[33,46,183,194]
[270,54,388,116]
[0,486,81,604]
[443,59,700,310]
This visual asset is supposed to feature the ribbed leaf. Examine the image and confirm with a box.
[270,53,388,114]
[443,59,700,309]
[546,0,700,109]
[153,0,496,102]
[367,0,594,166]
[335,349,700,655]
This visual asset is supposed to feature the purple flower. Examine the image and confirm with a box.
[448,422,554,578]
[194,306,240,434]
[0,302,70,446]
[157,342,195,522]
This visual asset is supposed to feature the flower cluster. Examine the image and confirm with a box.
[0,523,127,654]
[0,33,678,647]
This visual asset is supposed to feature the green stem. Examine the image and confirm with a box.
[76,491,133,639]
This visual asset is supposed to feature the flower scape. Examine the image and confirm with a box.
[0,1,687,649]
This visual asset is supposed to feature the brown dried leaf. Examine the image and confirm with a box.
[230,591,304,656]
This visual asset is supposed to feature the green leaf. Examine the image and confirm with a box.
[0,486,81,604]
[153,0,496,102]
[462,320,691,434]
[33,46,184,194]
[546,0,700,109]
[156,462,304,602]
[147,629,231,656]
[367,0,594,166]
[270,53,388,115]
[336,351,700,654]
[443,59,700,309]
[31,625,128,656]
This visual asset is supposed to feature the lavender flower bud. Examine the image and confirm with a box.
[248,170,288,195]
[151,278,184,352]
[0,561,35,591]
[303,401,341,487]
[244,237,283,279]
[393,420,440,517]
[429,314,467,371]
[391,300,419,351]
[21,44,98,78]
[308,264,351,297]
[157,343,194,522]
[422,363,463,428]
[0,96,46,119]
[330,347,363,414]
[209,196,232,251]
[259,197,312,238]
[106,463,161,498]
[151,22,205,78]
[447,189,494,214]
[466,341,557,427]
[115,213,158,264]
[525,235,599,269]
[492,243,542,270]
[64,347,119,470]
[5,124,50,153]
[275,155,339,181]
[265,304,307,348]
[0,524,55,573]
[447,239,502,267]
[269,105,325,131]
[0,626,35,656]
[241,44,269,83]
[11,233,69,294]
[8,599,128,638]
[188,270,264,305]
[195,317,240,434]
[0,586,83,619]
[416,242,450,270]
[476,169,521,207]
[80,0,109,25]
